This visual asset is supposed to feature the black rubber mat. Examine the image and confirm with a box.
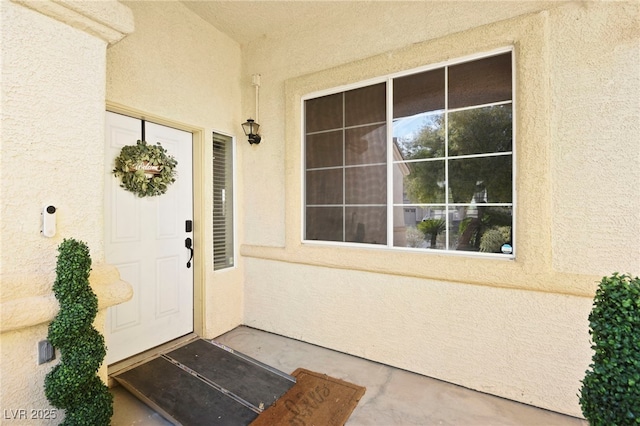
[112,339,295,426]
[167,339,294,411]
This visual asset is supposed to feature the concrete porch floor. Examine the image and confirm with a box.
[111,326,587,425]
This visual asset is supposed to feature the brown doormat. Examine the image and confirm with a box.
[250,368,366,426]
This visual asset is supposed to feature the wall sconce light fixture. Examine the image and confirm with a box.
[242,118,261,145]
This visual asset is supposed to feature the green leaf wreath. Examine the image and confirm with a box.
[113,140,178,197]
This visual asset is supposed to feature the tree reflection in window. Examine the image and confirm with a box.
[304,50,514,256]
[401,104,512,252]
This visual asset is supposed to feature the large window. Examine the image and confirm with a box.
[304,50,514,256]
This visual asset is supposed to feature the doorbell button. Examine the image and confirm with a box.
[42,205,56,237]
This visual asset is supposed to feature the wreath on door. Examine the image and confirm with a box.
[113,140,178,197]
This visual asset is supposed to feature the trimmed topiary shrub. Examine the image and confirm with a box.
[44,239,113,425]
[579,273,640,425]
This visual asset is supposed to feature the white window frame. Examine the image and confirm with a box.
[212,130,238,271]
[301,47,516,259]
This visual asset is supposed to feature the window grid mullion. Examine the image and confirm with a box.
[306,120,387,137]
[392,151,512,166]
[342,92,346,243]
[511,50,517,257]
[444,65,450,250]
[387,78,394,248]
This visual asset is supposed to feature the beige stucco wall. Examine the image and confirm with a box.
[549,2,640,276]
[105,1,245,338]
[4,0,635,421]
[239,1,639,418]
[0,0,133,422]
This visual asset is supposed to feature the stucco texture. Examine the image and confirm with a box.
[244,258,593,415]
[105,0,245,338]
[549,2,640,276]
[1,1,106,293]
[239,2,639,417]
[0,0,132,421]
[3,0,637,421]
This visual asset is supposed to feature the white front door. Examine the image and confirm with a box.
[104,112,193,365]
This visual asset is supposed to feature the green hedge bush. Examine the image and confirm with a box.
[579,273,640,425]
[44,239,112,425]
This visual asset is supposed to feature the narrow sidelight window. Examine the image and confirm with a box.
[213,132,235,269]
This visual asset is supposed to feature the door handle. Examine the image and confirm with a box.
[185,237,193,268]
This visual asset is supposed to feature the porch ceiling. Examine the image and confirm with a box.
[180,1,561,46]
[181,1,380,45]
